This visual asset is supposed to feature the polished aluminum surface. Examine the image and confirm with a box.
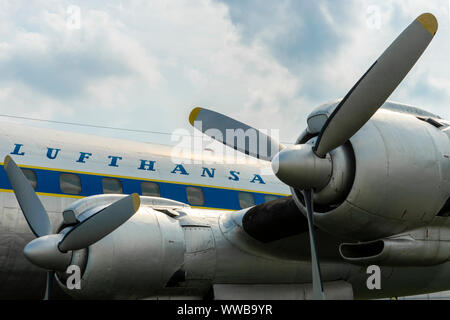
[272,144,332,190]
[24,234,72,271]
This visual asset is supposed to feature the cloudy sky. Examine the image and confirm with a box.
[0,0,449,145]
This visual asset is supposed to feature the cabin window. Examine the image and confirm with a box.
[21,169,37,190]
[141,181,160,197]
[186,186,204,206]
[239,192,255,209]
[264,195,279,203]
[59,173,82,195]
[102,178,123,194]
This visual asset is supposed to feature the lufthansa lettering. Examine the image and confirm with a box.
[8,143,266,184]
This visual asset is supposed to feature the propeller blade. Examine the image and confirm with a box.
[3,155,51,237]
[314,13,437,157]
[43,271,54,300]
[58,193,140,252]
[303,189,325,300]
[189,107,285,161]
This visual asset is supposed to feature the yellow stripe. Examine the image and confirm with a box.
[0,188,83,199]
[0,162,289,196]
[191,206,237,211]
[417,13,438,36]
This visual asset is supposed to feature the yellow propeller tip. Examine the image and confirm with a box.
[4,155,11,168]
[417,13,438,36]
[131,193,140,212]
[189,107,202,126]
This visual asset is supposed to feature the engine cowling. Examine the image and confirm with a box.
[292,108,450,241]
[56,205,186,299]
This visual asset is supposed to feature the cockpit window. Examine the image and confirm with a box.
[239,192,255,209]
[102,178,123,194]
[21,168,37,190]
[60,173,82,195]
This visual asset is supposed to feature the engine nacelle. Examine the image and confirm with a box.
[57,206,185,299]
[295,108,450,241]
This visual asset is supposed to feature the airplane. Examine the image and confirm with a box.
[1,12,450,300]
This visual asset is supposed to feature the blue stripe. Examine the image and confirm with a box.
[0,166,284,210]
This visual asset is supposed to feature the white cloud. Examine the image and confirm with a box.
[0,0,308,143]
[0,0,450,144]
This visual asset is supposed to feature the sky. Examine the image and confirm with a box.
[0,0,450,145]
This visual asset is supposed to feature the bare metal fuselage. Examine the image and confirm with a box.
[1,104,450,299]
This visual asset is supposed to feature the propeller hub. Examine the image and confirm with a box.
[272,144,332,190]
[24,234,72,272]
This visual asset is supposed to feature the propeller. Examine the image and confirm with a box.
[313,13,437,158]
[188,13,438,300]
[4,156,51,237]
[189,107,285,161]
[3,155,140,299]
